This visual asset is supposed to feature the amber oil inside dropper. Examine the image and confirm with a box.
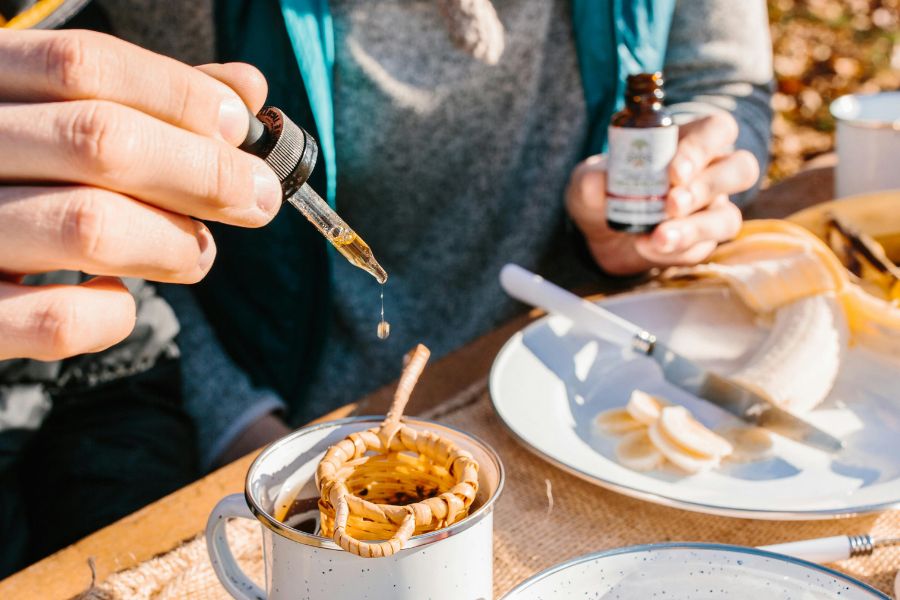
[286,184,388,285]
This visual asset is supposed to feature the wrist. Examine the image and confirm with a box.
[586,235,655,277]
[212,411,291,468]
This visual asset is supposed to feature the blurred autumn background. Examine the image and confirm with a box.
[767,0,899,182]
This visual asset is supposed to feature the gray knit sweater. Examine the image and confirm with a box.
[133,0,772,468]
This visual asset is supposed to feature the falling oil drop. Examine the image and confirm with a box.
[377,285,390,340]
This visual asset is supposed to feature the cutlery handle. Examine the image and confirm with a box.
[758,535,853,563]
[499,264,644,350]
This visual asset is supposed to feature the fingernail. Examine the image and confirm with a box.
[658,227,682,252]
[253,163,283,216]
[670,189,692,216]
[195,222,216,272]
[218,96,249,145]
[674,159,693,182]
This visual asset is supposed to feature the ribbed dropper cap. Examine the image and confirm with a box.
[239,107,318,197]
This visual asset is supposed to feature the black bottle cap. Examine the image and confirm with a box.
[239,106,318,197]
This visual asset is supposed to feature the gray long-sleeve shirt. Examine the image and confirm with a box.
[159,0,773,468]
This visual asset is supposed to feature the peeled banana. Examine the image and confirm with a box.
[663,218,900,412]
[731,294,847,414]
[730,221,899,354]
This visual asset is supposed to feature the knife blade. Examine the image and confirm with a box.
[499,264,844,453]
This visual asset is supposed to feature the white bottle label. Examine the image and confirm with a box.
[606,125,678,226]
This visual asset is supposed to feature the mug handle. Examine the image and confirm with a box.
[206,493,266,600]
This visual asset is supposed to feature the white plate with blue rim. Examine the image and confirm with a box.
[489,287,900,519]
[499,543,889,599]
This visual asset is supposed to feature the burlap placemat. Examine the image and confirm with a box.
[82,388,899,599]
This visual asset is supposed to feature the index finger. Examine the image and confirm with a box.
[669,111,739,186]
[0,29,253,145]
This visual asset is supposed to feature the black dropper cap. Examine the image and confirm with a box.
[239,107,318,198]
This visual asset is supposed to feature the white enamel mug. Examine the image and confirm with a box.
[206,417,504,600]
[830,91,900,198]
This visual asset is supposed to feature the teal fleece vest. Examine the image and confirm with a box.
[200,0,676,407]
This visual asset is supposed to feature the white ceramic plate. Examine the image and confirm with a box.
[500,543,888,599]
[489,287,900,519]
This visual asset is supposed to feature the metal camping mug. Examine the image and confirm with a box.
[206,417,504,600]
[830,91,900,198]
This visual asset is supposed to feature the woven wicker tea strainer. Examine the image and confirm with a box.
[315,344,480,558]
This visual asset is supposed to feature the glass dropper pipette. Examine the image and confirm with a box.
[240,107,388,284]
[285,184,387,284]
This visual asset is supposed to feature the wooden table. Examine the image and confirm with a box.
[0,165,839,600]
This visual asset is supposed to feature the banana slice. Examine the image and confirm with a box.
[626,390,666,425]
[615,430,664,471]
[594,408,643,434]
[658,406,733,458]
[648,421,720,474]
[719,427,774,463]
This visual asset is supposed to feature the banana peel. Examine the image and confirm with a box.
[826,213,900,303]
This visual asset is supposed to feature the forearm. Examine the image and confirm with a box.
[664,0,774,205]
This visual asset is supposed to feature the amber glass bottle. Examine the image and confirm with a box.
[605,72,678,233]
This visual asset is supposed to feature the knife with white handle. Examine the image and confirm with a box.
[759,534,900,564]
[499,264,844,453]
[501,264,644,349]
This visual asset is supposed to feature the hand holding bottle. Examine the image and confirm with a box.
[566,110,759,275]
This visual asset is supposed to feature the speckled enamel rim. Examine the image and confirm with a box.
[830,92,900,131]
[244,416,505,549]
[489,295,900,520]
[499,542,890,599]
